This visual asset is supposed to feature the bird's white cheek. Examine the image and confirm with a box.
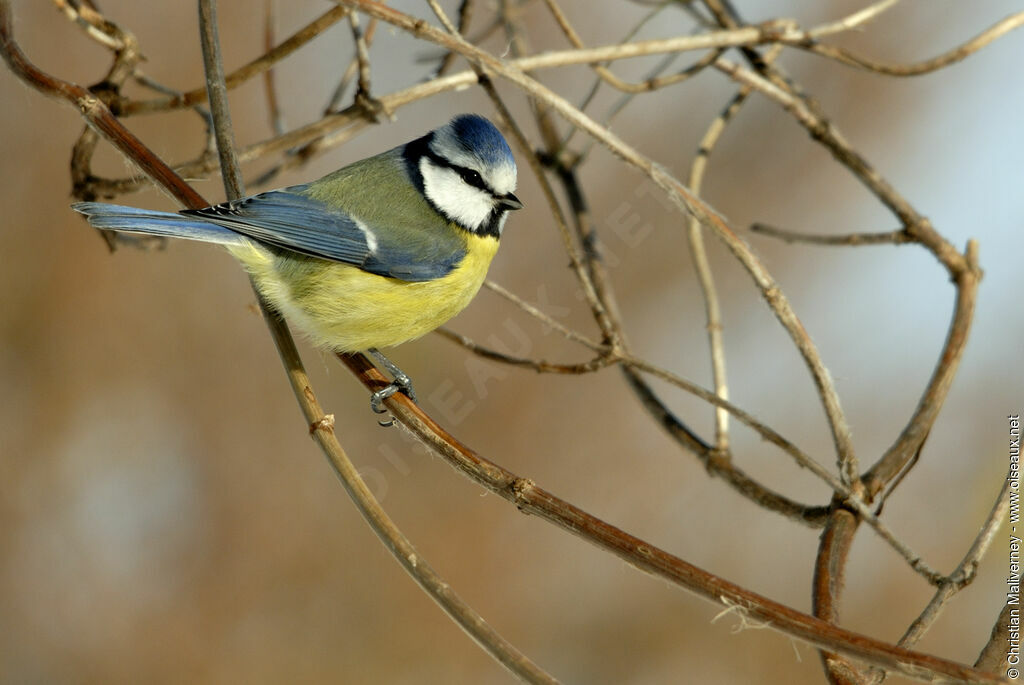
[421,161,493,231]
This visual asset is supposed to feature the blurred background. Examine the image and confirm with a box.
[1,1,1021,682]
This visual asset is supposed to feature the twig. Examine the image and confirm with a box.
[348,10,385,117]
[509,4,823,526]
[483,281,606,351]
[703,5,985,679]
[805,11,1024,76]
[714,55,981,497]
[474,279,944,577]
[88,14,1018,196]
[122,22,785,117]
[434,0,474,77]
[326,17,378,113]
[337,353,1001,684]
[866,472,1014,684]
[436,327,615,375]
[557,0,674,151]
[0,11,203,207]
[124,6,349,115]
[262,0,287,136]
[866,244,981,490]
[60,0,143,249]
[198,0,244,200]
[541,0,718,95]
[683,45,784,450]
[808,0,903,38]
[751,223,913,246]
[621,365,830,526]
[897,472,1012,647]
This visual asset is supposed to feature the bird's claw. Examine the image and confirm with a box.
[371,386,397,427]
[367,352,417,427]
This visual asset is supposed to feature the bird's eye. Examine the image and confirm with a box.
[458,168,486,190]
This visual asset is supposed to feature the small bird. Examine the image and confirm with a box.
[73,113,522,417]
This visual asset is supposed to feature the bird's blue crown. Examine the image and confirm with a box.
[447,114,515,168]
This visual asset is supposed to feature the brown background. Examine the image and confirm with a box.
[1,1,1021,682]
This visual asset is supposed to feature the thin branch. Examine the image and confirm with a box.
[85,9,1024,196]
[269,331,561,685]
[337,353,1001,684]
[348,10,385,117]
[115,9,1024,119]
[326,17,378,113]
[262,0,287,136]
[541,0,718,95]
[805,11,1024,76]
[507,4,824,527]
[477,279,943,580]
[714,55,981,496]
[123,5,349,115]
[866,243,981,489]
[433,0,474,77]
[621,365,830,526]
[684,45,785,450]
[0,11,203,207]
[121,22,784,116]
[808,0,903,38]
[435,327,615,375]
[198,0,244,201]
[560,0,678,151]
[751,222,913,246]
[483,281,606,352]
[897,472,1012,648]
[866,472,1014,684]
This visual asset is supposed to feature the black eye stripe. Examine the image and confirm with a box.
[424,150,494,195]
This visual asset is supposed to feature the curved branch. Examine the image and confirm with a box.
[803,12,1024,76]
[339,352,1001,684]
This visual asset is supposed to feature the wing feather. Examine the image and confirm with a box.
[183,185,465,282]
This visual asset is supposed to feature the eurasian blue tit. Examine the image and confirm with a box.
[73,113,522,414]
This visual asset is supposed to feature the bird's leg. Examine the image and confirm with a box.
[367,348,417,425]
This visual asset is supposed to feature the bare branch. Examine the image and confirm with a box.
[806,11,1024,76]
[337,352,1003,684]
[124,6,349,115]
[750,223,913,246]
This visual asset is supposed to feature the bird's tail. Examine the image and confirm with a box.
[72,202,246,246]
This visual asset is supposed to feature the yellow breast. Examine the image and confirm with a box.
[230,234,499,352]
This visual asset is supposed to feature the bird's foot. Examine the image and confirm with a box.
[367,349,417,427]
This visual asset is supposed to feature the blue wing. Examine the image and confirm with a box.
[183,186,465,282]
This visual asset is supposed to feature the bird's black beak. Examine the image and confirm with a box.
[498,193,523,211]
